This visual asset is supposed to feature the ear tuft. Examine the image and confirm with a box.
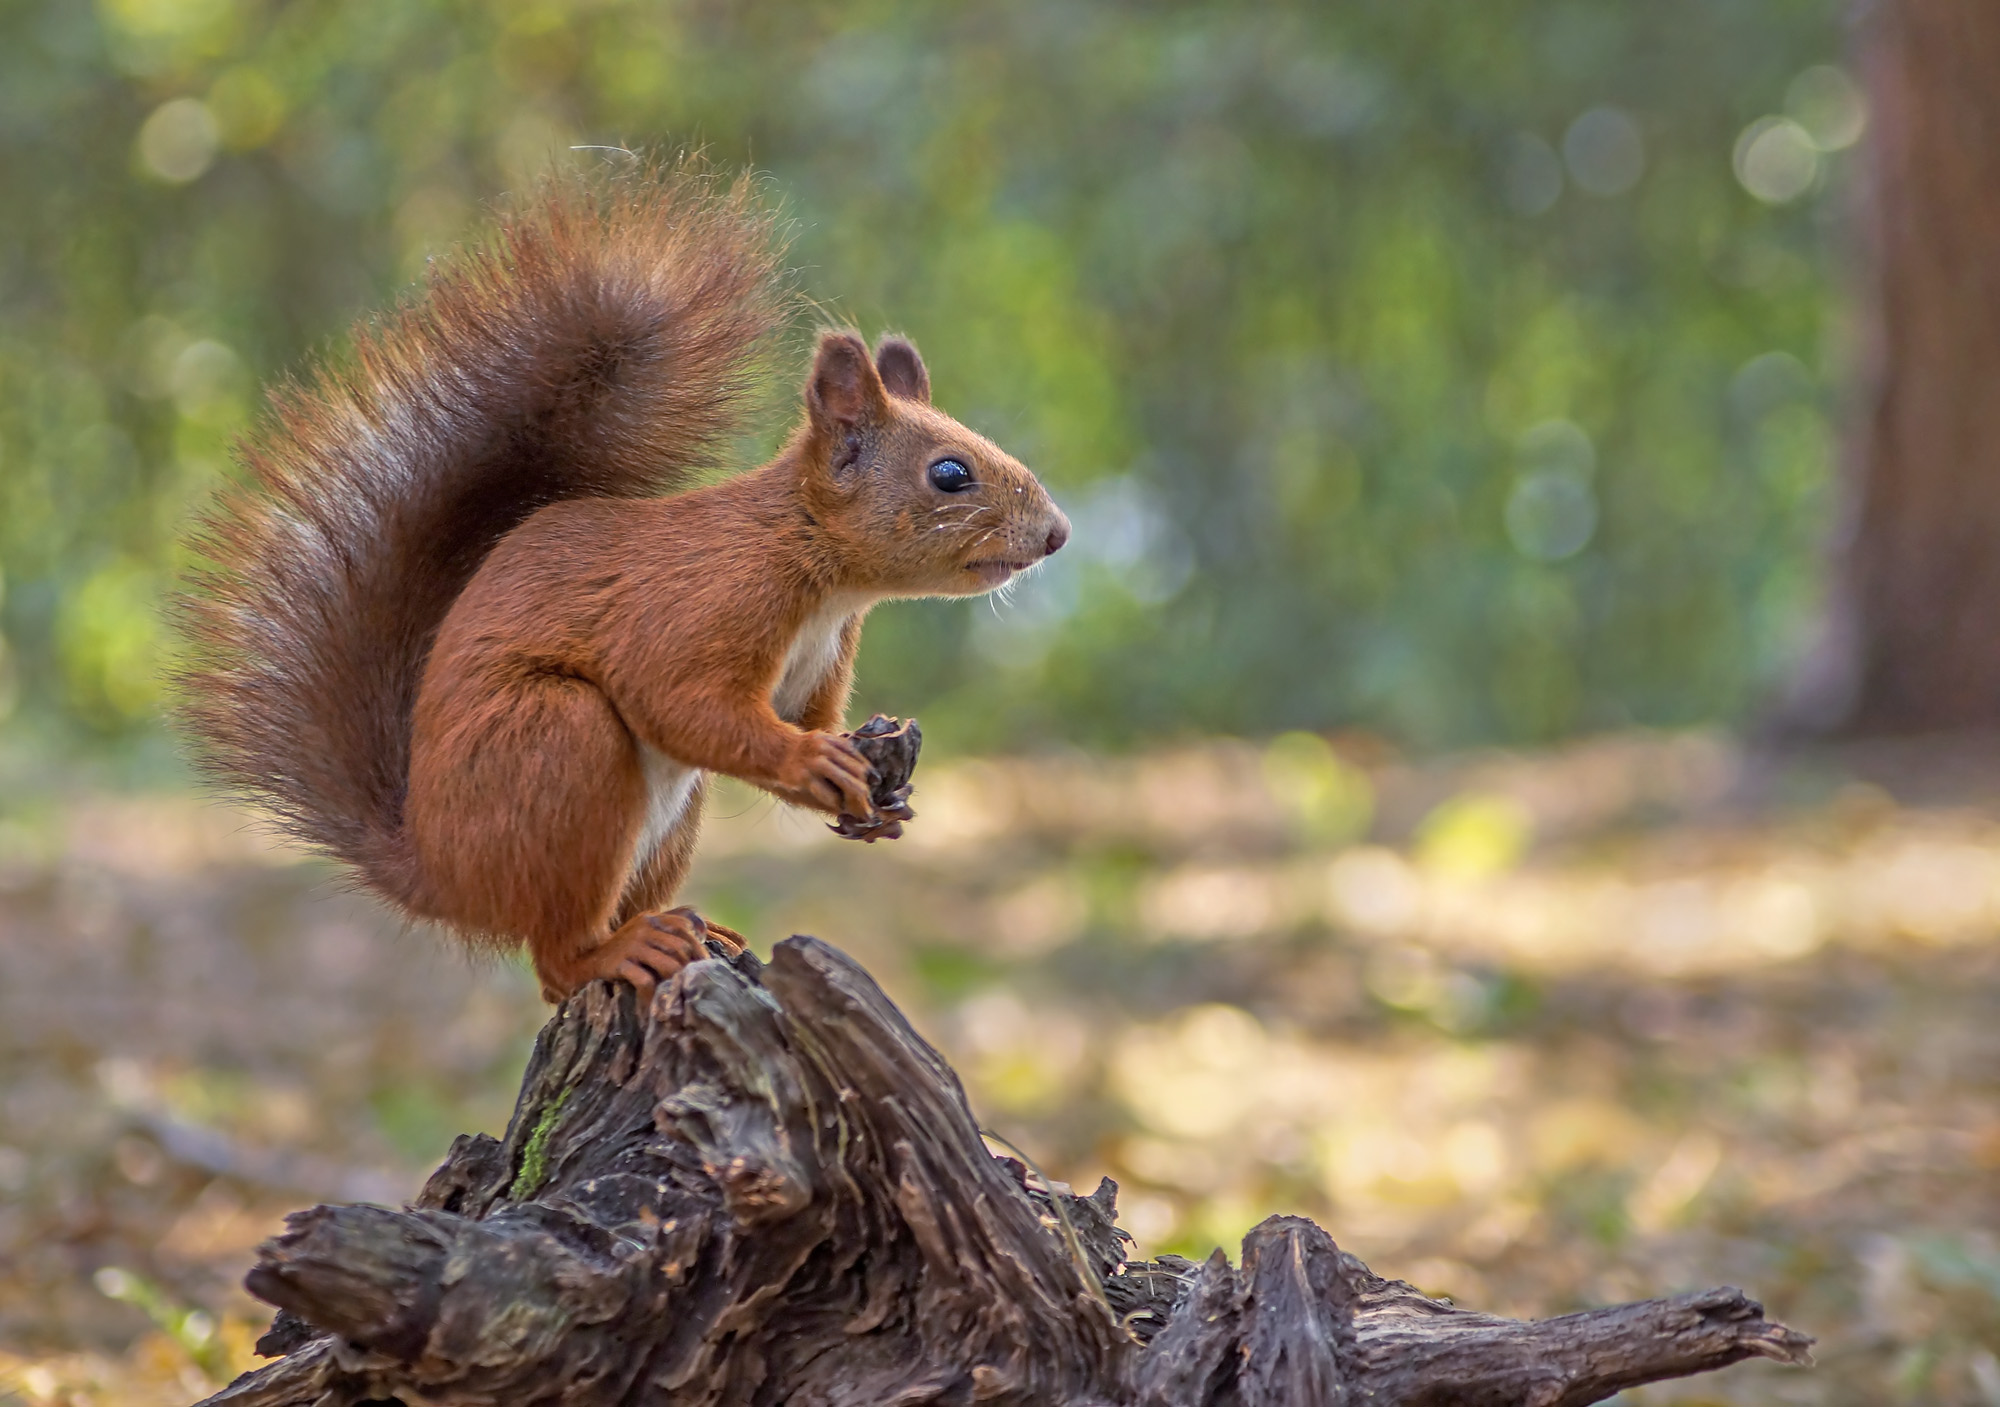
[874,335,931,404]
[808,331,887,432]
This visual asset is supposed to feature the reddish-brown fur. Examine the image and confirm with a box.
[177,161,1068,1002]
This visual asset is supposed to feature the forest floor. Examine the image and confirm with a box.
[0,728,1996,1406]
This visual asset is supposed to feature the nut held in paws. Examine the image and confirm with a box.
[830,715,921,841]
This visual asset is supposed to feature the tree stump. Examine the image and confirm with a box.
[199,937,1811,1407]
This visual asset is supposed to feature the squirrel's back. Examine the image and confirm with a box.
[176,161,790,897]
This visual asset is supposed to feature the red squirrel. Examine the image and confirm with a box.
[177,163,1069,1003]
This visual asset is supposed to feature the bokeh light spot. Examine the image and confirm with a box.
[1503,133,1564,216]
[136,97,219,184]
[1562,106,1644,196]
[207,67,285,150]
[1262,731,1375,845]
[1415,792,1534,878]
[1516,419,1596,479]
[1734,117,1820,204]
[1505,472,1598,562]
[1729,350,1816,418]
[1786,64,1866,151]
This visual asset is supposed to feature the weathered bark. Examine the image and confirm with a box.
[1798,0,2000,733]
[195,936,1809,1407]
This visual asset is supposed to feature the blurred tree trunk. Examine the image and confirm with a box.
[1800,0,2000,733]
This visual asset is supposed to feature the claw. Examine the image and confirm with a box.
[781,731,881,820]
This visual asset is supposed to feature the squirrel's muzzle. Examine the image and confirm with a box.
[1043,512,1071,558]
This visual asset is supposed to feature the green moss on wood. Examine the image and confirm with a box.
[508,1086,572,1201]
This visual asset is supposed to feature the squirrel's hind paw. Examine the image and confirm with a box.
[539,908,725,1004]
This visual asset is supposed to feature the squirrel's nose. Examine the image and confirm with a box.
[1043,513,1071,558]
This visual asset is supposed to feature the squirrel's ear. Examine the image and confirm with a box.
[874,335,931,404]
[807,332,889,437]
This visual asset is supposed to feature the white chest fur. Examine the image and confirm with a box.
[623,594,863,900]
[772,594,863,724]
[626,745,700,894]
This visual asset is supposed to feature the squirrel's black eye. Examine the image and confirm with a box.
[927,458,975,493]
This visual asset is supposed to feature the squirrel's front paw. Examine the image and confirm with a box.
[774,731,877,819]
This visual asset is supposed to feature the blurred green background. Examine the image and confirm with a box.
[0,0,1856,773]
[21,5,2000,1407]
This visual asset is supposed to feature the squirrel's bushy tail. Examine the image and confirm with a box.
[176,159,789,902]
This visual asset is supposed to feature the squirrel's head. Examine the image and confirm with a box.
[797,331,1069,598]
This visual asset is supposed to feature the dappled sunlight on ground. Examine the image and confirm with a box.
[3,730,1998,1403]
